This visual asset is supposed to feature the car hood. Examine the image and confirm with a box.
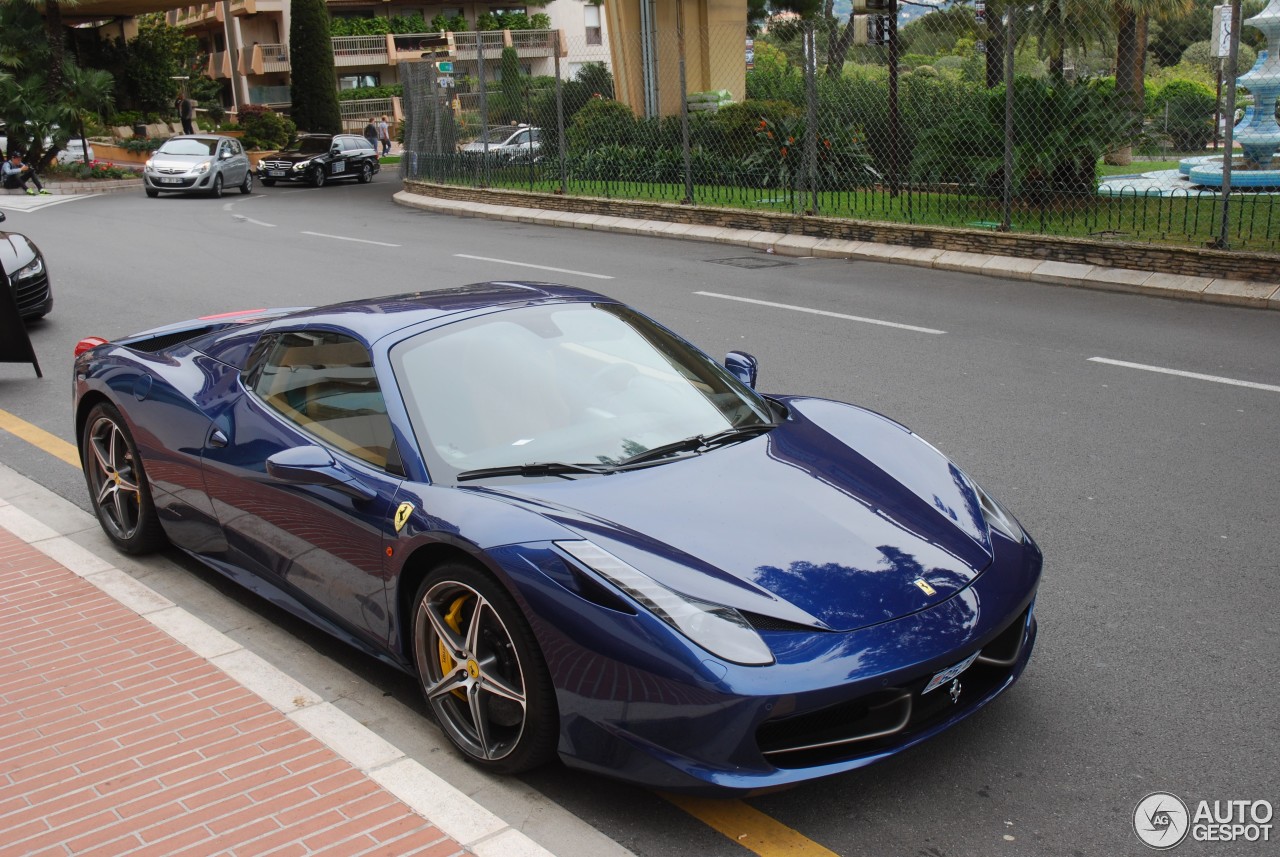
[150,153,217,170]
[474,397,995,633]
[267,151,326,164]
[0,231,38,276]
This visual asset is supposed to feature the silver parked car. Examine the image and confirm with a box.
[459,124,542,162]
[143,135,252,198]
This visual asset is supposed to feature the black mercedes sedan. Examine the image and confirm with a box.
[0,211,52,320]
[257,133,380,188]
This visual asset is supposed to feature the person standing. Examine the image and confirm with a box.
[179,93,195,135]
[363,119,378,149]
[377,115,391,156]
[2,152,49,195]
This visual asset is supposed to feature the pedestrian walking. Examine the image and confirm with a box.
[363,119,378,149]
[377,115,392,156]
[2,152,49,195]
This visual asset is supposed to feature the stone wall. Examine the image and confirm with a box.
[404,181,1280,284]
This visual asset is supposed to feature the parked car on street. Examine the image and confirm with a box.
[143,135,253,198]
[56,139,95,165]
[71,283,1041,794]
[0,211,52,320]
[459,124,542,162]
[257,134,380,187]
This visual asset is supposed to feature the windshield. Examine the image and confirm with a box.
[475,126,520,145]
[391,302,774,481]
[283,137,332,155]
[157,138,218,156]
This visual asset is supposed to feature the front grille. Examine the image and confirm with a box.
[757,607,1030,768]
[155,167,188,175]
[260,161,295,171]
[12,274,50,316]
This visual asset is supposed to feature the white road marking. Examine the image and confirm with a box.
[453,253,614,280]
[696,291,946,335]
[1088,357,1280,393]
[301,231,400,247]
[233,214,276,227]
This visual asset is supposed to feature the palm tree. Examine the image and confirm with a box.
[63,64,114,165]
[1026,0,1111,79]
[1108,0,1193,163]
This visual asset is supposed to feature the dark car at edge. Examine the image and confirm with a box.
[0,211,52,319]
[257,133,380,187]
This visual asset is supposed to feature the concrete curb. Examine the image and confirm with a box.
[392,190,1280,312]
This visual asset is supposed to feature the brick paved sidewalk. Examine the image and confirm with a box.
[0,524,467,857]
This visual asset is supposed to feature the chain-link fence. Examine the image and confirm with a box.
[402,5,1280,252]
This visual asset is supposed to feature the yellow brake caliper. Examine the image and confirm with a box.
[437,594,470,700]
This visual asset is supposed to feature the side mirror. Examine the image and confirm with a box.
[0,211,6,223]
[331,146,341,155]
[724,351,759,389]
[266,445,376,501]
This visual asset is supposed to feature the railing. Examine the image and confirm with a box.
[207,50,232,80]
[260,43,289,73]
[511,30,565,57]
[332,35,389,66]
[247,85,290,106]
[452,31,511,60]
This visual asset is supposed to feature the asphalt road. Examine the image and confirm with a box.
[2,174,1277,857]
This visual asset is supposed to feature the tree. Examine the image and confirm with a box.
[1109,0,1192,164]
[64,65,115,165]
[290,0,342,134]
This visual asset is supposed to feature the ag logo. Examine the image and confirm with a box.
[1134,792,1190,849]
[393,502,414,533]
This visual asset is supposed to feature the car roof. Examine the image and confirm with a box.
[270,281,612,345]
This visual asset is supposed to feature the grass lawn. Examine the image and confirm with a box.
[1097,160,1184,176]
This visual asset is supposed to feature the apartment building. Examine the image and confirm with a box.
[166,0,611,117]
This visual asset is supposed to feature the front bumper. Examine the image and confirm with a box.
[144,172,217,192]
[492,534,1042,794]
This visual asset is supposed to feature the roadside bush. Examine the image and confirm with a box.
[238,105,296,149]
[1152,79,1217,152]
[338,84,404,101]
[567,98,637,152]
[698,99,802,159]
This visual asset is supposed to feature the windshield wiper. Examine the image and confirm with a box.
[616,423,776,468]
[456,461,616,482]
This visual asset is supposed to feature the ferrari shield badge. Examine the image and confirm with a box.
[913,578,937,596]
[394,502,414,533]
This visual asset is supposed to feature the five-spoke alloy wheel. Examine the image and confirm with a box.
[80,402,166,554]
[413,565,556,773]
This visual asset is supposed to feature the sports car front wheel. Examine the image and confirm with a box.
[412,564,557,774]
[81,403,166,554]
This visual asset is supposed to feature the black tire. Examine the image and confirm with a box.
[261,178,275,187]
[80,402,166,555]
[210,174,223,198]
[145,188,159,198]
[311,167,326,188]
[357,163,372,184]
[412,563,557,774]
[239,171,253,194]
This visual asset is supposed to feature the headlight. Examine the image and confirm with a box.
[13,255,44,281]
[144,158,153,170]
[292,159,310,171]
[972,481,1026,543]
[195,161,212,175]
[557,540,774,666]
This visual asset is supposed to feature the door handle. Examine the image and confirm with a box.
[209,428,229,448]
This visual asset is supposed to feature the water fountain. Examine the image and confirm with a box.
[1188,0,1280,188]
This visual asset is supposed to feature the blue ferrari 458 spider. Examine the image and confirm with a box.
[72,283,1041,794]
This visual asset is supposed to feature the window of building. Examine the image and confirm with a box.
[338,73,381,90]
[584,5,602,46]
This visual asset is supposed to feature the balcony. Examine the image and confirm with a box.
[207,50,233,80]
[240,43,290,75]
[247,85,291,107]
[230,0,284,15]
[332,35,390,67]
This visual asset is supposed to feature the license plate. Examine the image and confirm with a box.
[269,170,285,177]
[331,160,345,174]
[922,651,980,695]
[159,177,182,184]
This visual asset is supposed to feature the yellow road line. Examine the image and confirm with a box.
[0,409,80,468]
[661,794,841,857]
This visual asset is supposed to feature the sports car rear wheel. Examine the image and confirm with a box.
[81,403,166,554]
[412,565,557,773]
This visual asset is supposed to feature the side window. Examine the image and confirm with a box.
[230,139,243,155]
[252,331,396,471]
[342,137,362,152]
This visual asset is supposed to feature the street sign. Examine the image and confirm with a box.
[436,75,454,88]
[1211,5,1232,59]
[435,60,453,73]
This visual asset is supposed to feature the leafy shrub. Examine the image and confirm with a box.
[53,160,138,179]
[338,85,404,101]
[567,98,637,152]
[430,13,468,32]
[699,99,802,159]
[1152,79,1217,152]
[238,104,296,149]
